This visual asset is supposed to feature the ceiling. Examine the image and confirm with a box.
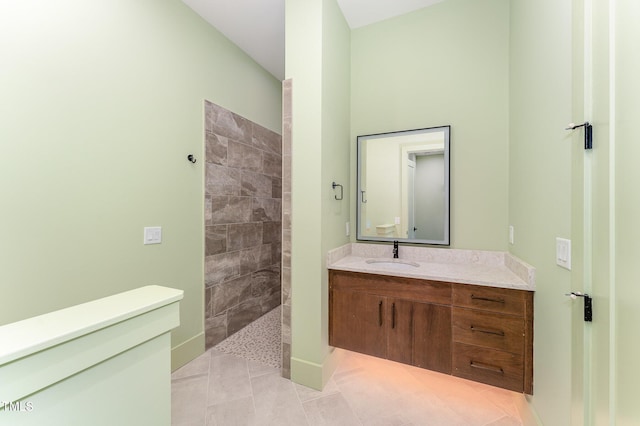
[182,0,444,81]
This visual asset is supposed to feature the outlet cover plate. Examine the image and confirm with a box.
[144,226,162,245]
[556,237,571,270]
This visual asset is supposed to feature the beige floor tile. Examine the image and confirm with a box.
[441,390,510,426]
[207,353,252,406]
[251,371,309,425]
[172,375,209,426]
[359,414,410,426]
[479,387,524,420]
[390,390,468,426]
[206,396,256,426]
[172,311,527,426]
[302,392,361,426]
[295,377,340,403]
[172,352,211,380]
[486,415,524,426]
[247,359,279,378]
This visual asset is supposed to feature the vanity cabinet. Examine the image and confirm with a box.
[329,270,533,394]
[330,288,387,359]
[451,284,534,394]
[329,270,452,373]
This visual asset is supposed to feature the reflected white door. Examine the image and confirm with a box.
[407,158,416,238]
[414,154,445,241]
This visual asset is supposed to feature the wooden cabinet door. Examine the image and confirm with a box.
[386,298,413,364]
[330,288,387,359]
[413,302,452,374]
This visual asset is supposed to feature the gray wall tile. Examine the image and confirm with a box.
[206,132,228,166]
[206,225,227,256]
[262,221,281,244]
[211,275,253,315]
[240,170,272,197]
[281,80,293,376]
[206,164,241,196]
[227,299,264,335]
[205,314,228,348]
[228,140,262,172]
[263,152,282,178]
[252,123,281,155]
[205,251,240,285]
[205,101,252,144]
[251,267,280,299]
[204,100,283,353]
[272,177,282,199]
[227,222,263,251]
[210,196,253,224]
[252,198,281,222]
[205,195,212,225]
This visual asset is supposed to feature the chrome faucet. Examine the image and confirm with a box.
[393,240,399,259]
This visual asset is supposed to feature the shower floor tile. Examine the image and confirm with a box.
[213,306,281,369]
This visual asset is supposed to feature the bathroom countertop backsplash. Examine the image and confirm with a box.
[327,243,535,291]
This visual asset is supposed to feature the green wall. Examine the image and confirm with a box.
[0,0,281,368]
[286,0,351,388]
[320,0,352,377]
[509,0,573,424]
[350,0,510,251]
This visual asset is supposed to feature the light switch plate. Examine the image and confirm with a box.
[556,237,571,270]
[144,226,162,245]
[509,225,514,245]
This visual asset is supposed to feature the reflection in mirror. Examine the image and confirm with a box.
[357,126,450,245]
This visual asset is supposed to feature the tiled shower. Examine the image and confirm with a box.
[204,100,282,352]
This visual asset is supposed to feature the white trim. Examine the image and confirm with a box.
[608,0,617,421]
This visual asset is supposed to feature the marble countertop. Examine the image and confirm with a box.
[327,243,535,291]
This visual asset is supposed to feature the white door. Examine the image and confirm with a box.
[572,1,640,424]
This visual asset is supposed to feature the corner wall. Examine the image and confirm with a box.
[285,0,351,389]
[509,1,573,424]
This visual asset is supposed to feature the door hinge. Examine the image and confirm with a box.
[566,292,593,322]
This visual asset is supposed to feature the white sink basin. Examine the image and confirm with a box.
[365,259,420,270]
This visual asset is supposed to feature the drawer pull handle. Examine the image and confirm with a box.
[470,295,505,304]
[470,326,505,337]
[470,361,504,375]
[378,301,383,327]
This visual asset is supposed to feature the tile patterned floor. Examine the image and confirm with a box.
[214,306,282,369]
[172,308,525,426]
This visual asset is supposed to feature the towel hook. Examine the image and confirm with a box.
[332,182,343,201]
[187,154,197,164]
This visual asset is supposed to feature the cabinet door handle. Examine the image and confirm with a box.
[378,301,383,327]
[470,295,505,304]
[470,361,504,375]
[470,326,505,337]
[392,303,396,329]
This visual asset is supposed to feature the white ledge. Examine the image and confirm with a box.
[0,285,184,365]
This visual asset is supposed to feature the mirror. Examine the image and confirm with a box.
[357,126,450,245]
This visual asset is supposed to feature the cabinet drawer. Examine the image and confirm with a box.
[330,270,451,305]
[453,284,525,316]
[452,343,524,393]
[452,308,524,354]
